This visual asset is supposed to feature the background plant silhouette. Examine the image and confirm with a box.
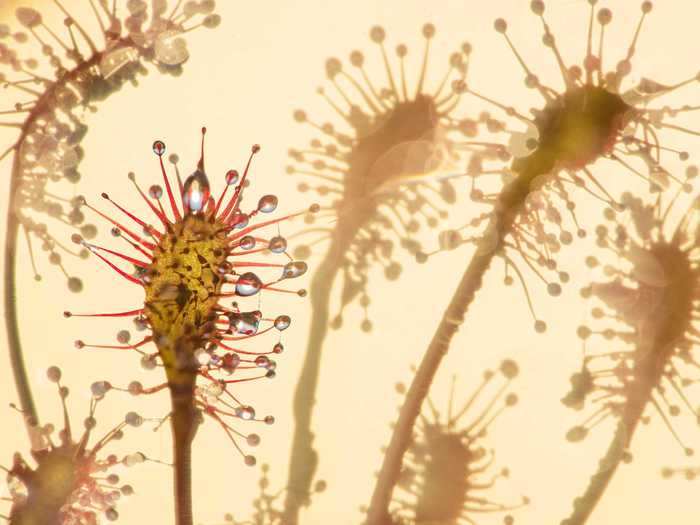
[1,1,699,525]
[1,0,220,441]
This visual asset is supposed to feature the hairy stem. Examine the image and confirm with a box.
[365,171,531,524]
[5,145,37,427]
[283,235,346,524]
[560,420,630,525]
[561,339,666,524]
[365,240,498,524]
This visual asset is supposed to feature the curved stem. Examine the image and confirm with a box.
[365,173,531,524]
[365,237,499,524]
[560,420,630,525]
[560,337,666,525]
[2,35,158,430]
[5,146,38,426]
[282,234,346,524]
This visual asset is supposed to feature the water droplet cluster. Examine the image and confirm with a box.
[68,131,315,463]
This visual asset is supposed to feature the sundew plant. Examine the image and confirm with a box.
[1,1,700,525]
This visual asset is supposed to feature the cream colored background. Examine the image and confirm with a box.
[1,1,699,524]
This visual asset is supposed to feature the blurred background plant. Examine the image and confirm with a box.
[561,173,700,525]
[2,366,150,525]
[1,1,699,525]
[1,0,220,440]
[283,23,507,523]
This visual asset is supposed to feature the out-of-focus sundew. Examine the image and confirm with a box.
[367,1,700,522]
[283,22,501,523]
[389,360,527,525]
[0,0,221,456]
[560,170,700,524]
[1,0,220,289]
[288,23,500,330]
[1,1,700,525]
[421,0,700,333]
[2,366,143,525]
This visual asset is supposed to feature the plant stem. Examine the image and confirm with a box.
[5,145,38,427]
[560,420,630,525]
[2,40,139,433]
[365,238,498,524]
[560,338,665,524]
[170,379,197,525]
[365,171,531,525]
[283,234,346,524]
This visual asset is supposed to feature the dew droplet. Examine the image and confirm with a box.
[566,426,588,442]
[282,261,307,279]
[195,348,211,366]
[107,474,120,485]
[235,272,262,296]
[273,343,284,354]
[222,353,241,371]
[239,235,255,250]
[183,170,211,214]
[116,330,131,344]
[274,315,291,331]
[268,236,287,253]
[225,169,239,185]
[154,31,189,66]
[67,277,83,293]
[238,405,256,420]
[200,381,224,400]
[134,316,148,331]
[16,7,42,28]
[547,282,562,296]
[255,356,270,368]
[152,140,166,156]
[125,412,143,427]
[148,185,163,199]
[247,433,261,446]
[438,230,462,251]
[229,310,262,335]
[230,211,249,229]
[46,366,61,383]
[123,452,146,467]
[258,195,278,213]
[91,381,111,397]
[140,354,157,370]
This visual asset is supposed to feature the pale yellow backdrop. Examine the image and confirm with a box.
[0,1,699,524]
